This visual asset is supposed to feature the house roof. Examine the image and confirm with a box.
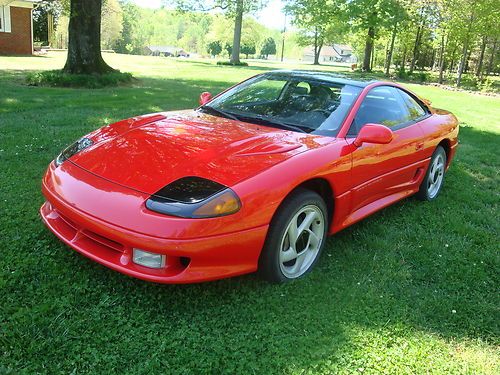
[333,44,353,52]
[303,46,340,58]
[304,44,354,58]
[0,0,41,5]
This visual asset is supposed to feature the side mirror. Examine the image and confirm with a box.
[199,91,213,105]
[353,123,393,147]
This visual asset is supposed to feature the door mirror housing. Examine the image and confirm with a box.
[353,123,394,147]
[199,92,213,105]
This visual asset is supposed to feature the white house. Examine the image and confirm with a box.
[303,44,357,64]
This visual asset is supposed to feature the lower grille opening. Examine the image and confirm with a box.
[180,257,191,268]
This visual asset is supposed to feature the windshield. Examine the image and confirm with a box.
[204,74,363,135]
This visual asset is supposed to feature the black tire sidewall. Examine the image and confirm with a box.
[258,189,328,283]
[417,146,447,201]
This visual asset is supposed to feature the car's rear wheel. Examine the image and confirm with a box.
[417,145,447,201]
[259,189,328,283]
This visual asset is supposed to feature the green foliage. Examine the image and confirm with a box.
[285,0,348,63]
[0,53,499,374]
[260,37,277,57]
[207,40,223,57]
[101,0,123,49]
[32,0,63,44]
[240,43,256,58]
[479,77,496,93]
[216,60,249,66]
[166,0,267,17]
[394,69,430,83]
[224,42,232,57]
[26,70,133,88]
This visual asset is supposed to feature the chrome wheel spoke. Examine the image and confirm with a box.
[290,252,307,274]
[308,230,320,247]
[279,205,325,279]
[297,211,317,235]
[281,247,298,263]
[287,216,299,244]
[427,153,445,198]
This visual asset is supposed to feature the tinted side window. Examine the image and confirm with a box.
[396,89,427,121]
[350,86,410,134]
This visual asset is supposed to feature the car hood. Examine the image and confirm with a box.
[69,110,330,195]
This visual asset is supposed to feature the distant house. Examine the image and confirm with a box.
[0,0,40,55]
[303,44,357,64]
[144,45,189,57]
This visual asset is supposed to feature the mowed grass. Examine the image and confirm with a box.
[0,52,499,374]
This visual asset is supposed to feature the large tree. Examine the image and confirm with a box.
[285,0,346,65]
[167,0,266,64]
[348,0,402,71]
[63,0,115,74]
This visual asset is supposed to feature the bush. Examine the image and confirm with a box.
[26,70,134,88]
[478,77,496,93]
[395,68,409,80]
[216,60,248,66]
[395,69,429,82]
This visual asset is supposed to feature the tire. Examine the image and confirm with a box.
[416,145,447,201]
[258,188,328,283]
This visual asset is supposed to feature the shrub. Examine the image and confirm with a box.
[26,70,134,88]
[396,68,409,80]
[216,61,248,66]
[478,77,495,93]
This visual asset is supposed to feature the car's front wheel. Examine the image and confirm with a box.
[259,189,328,283]
[417,145,447,201]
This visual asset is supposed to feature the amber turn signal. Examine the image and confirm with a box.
[192,189,241,218]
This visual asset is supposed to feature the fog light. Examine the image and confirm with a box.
[132,249,166,269]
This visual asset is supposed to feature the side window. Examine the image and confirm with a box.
[293,82,310,96]
[350,86,410,135]
[396,88,428,121]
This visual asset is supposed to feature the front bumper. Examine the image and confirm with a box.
[40,164,268,284]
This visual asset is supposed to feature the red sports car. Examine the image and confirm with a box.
[41,71,459,283]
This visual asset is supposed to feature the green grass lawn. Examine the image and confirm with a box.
[1,52,499,374]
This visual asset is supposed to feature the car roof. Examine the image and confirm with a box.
[263,70,379,88]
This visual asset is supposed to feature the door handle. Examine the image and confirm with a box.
[416,143,424,151]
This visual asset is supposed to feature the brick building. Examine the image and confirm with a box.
[0,1,39,55]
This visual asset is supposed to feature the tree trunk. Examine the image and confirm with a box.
[230,0,243,64]
[63,0,114,74]
[456,42,468,86]
[449,44,457,73]
[401,44,407,71]
[385,23,397,76]
[438,33,446,84]
[371,43,375,71]
[313,27,322,65]
[456,13,474,86]
[430,48,436,70]
[410,6,425,73]
[363,26,375,71]
[410,26,422,73]
[486,37,497,77]
[464,47,472,73]
[476,35,487,77]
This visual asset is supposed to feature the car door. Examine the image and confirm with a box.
[347,85,427,214]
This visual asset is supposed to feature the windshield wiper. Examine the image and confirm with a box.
[235,114,310,134]
[199,105,240,121]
